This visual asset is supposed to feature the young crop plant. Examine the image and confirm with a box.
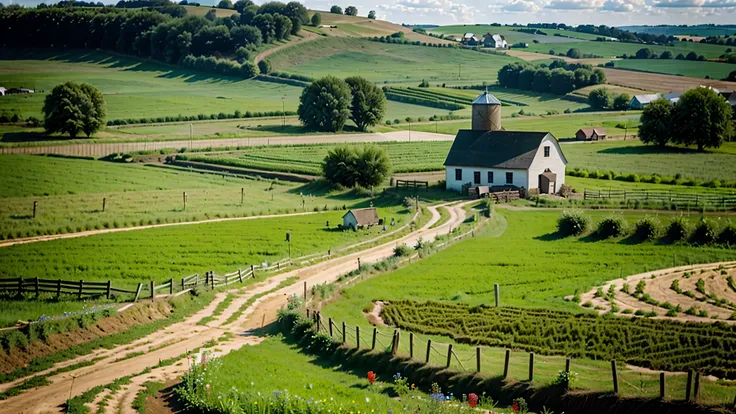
[696,278,706,294]
[607,284,616,299]
[594,287,605,298]
[635,280,646,295]
[670,279,682,294]
[621,283,630,294]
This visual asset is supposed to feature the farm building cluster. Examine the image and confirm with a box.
[444,90,567,195]
[460,33,508,48]
[629,87,736,109]
[0,86,34,96]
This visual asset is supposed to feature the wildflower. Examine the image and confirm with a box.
[410,384,415,390]
[512,402,520,412]
[254,402,258,406]
[365,397,370,403]
[367,371,376,385]
[468,393,478,408]
[205,384,211,393]
[393,373,401,381]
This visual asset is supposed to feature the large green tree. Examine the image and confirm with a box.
[345,76,386,131]
[322,145,357,187]
[612,93,630,111]
[43,82,106,138]
[344,5,358,15]
[311,12,322,26]
[671,87,734,151]
[321,145,390,188]
[638,98,673,147]
[298,76,352,132]
[587,88,612,110]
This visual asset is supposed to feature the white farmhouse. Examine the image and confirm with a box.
[444,91,567,194]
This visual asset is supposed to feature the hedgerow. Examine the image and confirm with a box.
[567,167,736,189]
[107,110,297,126]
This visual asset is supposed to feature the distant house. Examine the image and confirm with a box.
[629,94,660,110]
[7,87,34,95]
[342,208,379,230]
[662,92,682,104]
[482,33,507,49]
[462,32,479,46]
[0,87,5,96]
[575,127,607,141]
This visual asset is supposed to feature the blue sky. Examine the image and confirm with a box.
[4,0,736,27]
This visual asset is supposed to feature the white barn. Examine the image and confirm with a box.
[342,208,379,230]
[444,91,567,194]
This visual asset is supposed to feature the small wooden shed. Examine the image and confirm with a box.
[342,208,379,230]
[575,127,606,141]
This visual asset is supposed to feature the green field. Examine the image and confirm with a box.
[529,40,733,59]
[0,155,388,239]
[619,25,736,37]
[427,25,601,44]
[0,207,409,286]
[429,86,590,115]
[611,59,735,80]
[0,50,303,121]
[266,37,519,84]
[320,209,736,404]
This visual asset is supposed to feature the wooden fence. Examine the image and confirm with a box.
[584,189,736,208]
[0,277,138,300]
[395,179,429,192]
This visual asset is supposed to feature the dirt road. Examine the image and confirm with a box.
[0,202,473,414]
[0,131,453,158]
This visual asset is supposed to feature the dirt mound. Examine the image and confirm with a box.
[0,302,173,375]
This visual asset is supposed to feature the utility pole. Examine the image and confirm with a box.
[458,64,462,80]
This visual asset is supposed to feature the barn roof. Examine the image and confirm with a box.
[343,208,379,226]
[633,94,660,104]
[444,130,565,169]
[577,127,606,138]
[472,91,501,105]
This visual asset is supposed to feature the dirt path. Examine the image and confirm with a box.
[0,131,453,158]
[254,30,319,64]
[0,202,473,414]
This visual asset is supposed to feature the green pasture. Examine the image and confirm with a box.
[0,50,303,121]
[611,59,735,80]
[0,155,388,239]
[382,112,640,139]
[619,25,736,37]
[266,37,519,84]
[429,86,590,115]
[0,206,410,287]
[566,176,736,194]
[427,25,600,44]
[320,209,736,405]
[529,40,733,59]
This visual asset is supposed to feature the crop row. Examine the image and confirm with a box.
[383,90,466,111]
[381,300,736,378]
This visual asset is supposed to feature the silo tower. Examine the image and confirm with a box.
[471,89,502,131]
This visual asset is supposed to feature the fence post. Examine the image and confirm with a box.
[78,280,84,300]
[693,371,701,402]
[328,318,333,337]
[565,358,571,388]
[182,278,185,291]
[134,283,143,302]
[241,187,244,205]
[356,326,360,348]
[303,281,307,302]
[56,279,62,299]
[102,197,106,212]
[528,353,534,382]
[251,265,255,278]
[660,372,666,400]
[372,327,377,350]
[150,281,155,300]
[446,344,453,368]
[33,201,38,218]
[409,332,414,358]
[205,272,209,286]
[169,278,174,294]
[686,370,693,402]
[476,347,481,373]
[183,191,187,210]
[35,277,39,299]
[238,268,243,283]
[611,360,619,395]
[503,349,510,379]
[106,280,112,299]
[211,272,215,289]
[342,322,346,344]
[426,339,432,364]
[494,283,500,307]
[17,278,22,295]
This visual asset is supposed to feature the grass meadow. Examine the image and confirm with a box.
[0,50,303,120]
[320,209,736,405]
[611,59,735,80]
[424,86,590,115]
[529,40,733,59]
[0,155,389,239]
[266,37,519,84]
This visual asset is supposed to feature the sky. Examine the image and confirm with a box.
[4,0,736,27]
[303,0,736,26]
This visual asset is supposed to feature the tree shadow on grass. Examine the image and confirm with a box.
[533,231,567,241]
[598,145,703,156]
[0,131,66,143]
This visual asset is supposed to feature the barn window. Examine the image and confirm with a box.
[544,146,550,157]
[505,172,513,184]
[487,171,494,183]
[455,168,462,181]
[473,171,481,184]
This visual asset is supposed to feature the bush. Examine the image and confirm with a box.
[596,215,628,238]
[634,216,661,241]
[557,210,591,237]
[258,59,272,74]
[717,222,736,245]
[393,244,413,257]
[691,219,718,245]
[665,217,689,242]
[558,183,573,198]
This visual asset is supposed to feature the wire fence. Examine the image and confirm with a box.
[310,312,736,409]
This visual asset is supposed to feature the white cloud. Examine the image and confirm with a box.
[649,0,704,7]
[502,0,541,12]
[377,0,477,22]
[600,0,635,11]
[546,0,601,9]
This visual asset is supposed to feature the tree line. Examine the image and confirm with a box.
[497,61,606,95]
[528,23,678,45]
[0,0,309,66]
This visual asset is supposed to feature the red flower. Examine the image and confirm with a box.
[468,393,478,408]
[367,371,376,385]
[512,402,520,412]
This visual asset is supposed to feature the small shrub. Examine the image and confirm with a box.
[558,183,573,198]
[622,308,633,314]
[634,216,660,241]
[665,217,689,242]
[596,215,628,238]
[582,301,593,308]
[393,244,412,257]
[634,309,645,316]
[557,210,591,237]
[691,219,718,245]
[635,280,646,295]
[718,222,736,245]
